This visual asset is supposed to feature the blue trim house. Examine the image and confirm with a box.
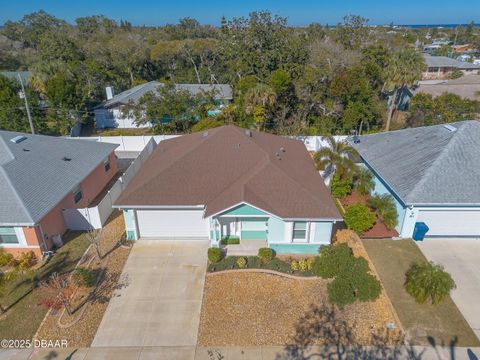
[351,121,480,239]
[115,126,342,253]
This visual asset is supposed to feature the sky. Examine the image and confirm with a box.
[1,0,479,26]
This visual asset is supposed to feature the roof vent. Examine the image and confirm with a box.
[10,135,27,144]
[352,135,360,144]
[245,130,252,137]
[202,131,209,137]
[62,157,72,162]
[22,148,30,152]
[443,124,457,132]
[280,147,286,153]
[275,152,281,160]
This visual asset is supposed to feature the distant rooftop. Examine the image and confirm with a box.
[423,54,480,70]
[413,75,480,100]
[101,81,233,109]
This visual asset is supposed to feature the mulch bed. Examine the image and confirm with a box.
[340,191,367,207]
[34,211,132,347]
[198,272,400,347]
[363,221,399,238]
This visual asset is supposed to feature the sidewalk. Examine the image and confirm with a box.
[1,345,478,360]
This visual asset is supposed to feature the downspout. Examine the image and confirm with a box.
[37,225,49,254]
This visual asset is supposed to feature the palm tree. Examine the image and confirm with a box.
[405,262,456,304]
[367,194,398,230]
[384,49,426,131]
[314,136,356,178]
[244,84,277,130]
[354,167,375,195]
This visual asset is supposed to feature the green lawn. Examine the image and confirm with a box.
[363,239,480,347]
[0,232,89,340]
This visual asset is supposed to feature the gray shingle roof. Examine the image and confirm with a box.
[0,131,118,225]
[423,54,480,70]
[101,81,233,108]
[350,121,480,206]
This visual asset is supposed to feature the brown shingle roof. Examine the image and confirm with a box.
[115,126,341,220]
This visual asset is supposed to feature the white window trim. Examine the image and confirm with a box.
[291,221,310,243]
[0,227,39,249]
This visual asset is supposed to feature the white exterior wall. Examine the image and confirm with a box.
[401,207,480,239]
[94,108,151,129]
[136,209,209,239]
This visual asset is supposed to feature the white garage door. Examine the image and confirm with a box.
[136,209,209,239]
[417,209,480,237]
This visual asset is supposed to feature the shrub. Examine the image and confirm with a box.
[367,194,398,230]
[331,174,353,198]
[220,236,240,245]
[17,251,37,269]
[448,69,463,79]
[344,203,376,235]
[74,267,97,287]
[313,244,354,278]
[290,260,299,271]
[0,250,14,267]
[208,247,222,263]
[306,257,315,271]
[258,248,275,262]
[405,262,456,304]
[236,257,247,268]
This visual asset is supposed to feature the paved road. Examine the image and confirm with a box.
[91,240,209,347]
[417,240,480,340]
[4,345,480,360]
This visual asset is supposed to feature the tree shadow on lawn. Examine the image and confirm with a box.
[275,304,470,360]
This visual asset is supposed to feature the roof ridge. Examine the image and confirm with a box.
[407,122,468,203]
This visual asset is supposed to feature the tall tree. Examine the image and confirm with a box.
[384,48,425,131]
[313,136,356,177]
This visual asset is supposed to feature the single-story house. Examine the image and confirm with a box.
[114,126,342,254]
[423,54,480,80]
[0,131,118,257]
[94,81,233,129]
[351,120,480,240]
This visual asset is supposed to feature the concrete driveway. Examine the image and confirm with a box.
[417,240,480,340]
[92,239,209,347]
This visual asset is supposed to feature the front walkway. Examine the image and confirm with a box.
[222,240,267,256]
[417,239,480,340]
[91,239,209,347]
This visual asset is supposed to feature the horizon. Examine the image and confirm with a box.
[1,0,479,27]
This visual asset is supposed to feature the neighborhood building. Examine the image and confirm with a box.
[0,131,118,257]
[423,53,480,79]
[114,125,342,254]
[94,81,233,129]
[351,120,480,240]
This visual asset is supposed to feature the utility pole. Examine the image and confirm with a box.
[17,73,35,134]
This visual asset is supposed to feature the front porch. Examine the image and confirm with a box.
[221,239,267,256]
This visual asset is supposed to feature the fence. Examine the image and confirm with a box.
[62,138,157,230]
[71,134,347,153]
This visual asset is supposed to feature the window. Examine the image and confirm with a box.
[0,227,18,244]
[104,158,111,172]
[73,185,83,204]
[292,222,307,242]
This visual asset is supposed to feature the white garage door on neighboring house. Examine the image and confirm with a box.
[136,209,209,239]
[417,209,480,238]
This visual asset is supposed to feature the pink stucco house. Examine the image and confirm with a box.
[0,131,118,257]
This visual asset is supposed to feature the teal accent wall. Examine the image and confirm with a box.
[314,222,333,243]
[241,230,268,240]
[220,204,268,216]
[268,216,285,243]
[269,243,322,254]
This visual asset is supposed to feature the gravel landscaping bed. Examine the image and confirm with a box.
[34,211,132,347]
[198,272,400,346]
